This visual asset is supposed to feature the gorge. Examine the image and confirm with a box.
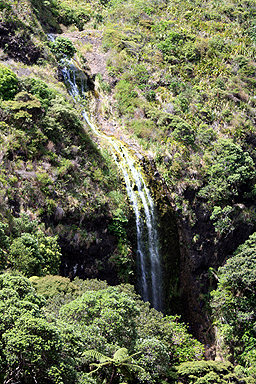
[1,0,256,382]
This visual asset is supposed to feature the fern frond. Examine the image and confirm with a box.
[121,362,145,371]
[119,351,142,364]
[83,349,111,363]
[88,365,103,375]
[113,348,129,362]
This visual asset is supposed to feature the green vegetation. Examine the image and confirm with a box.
[92,0,256,240]
[1,0,256,383]
[84,348,144,383]
[0,272,204,384]
[211,232,256,380]
[173,360,240,384]
[50,36,76,60]
[198,139,255,205]
[0,63,131,283]
[0,64,19,100]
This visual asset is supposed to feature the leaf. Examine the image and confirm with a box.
[83,349,111,363]
[113,348,129,362]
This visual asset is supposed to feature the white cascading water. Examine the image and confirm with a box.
[61,62,163,311]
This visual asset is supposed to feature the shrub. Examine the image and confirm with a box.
[168,117,195,146]
[182,41,201,62]
[50,36,76,60]
[175,360,237,384]
[115,79,138,116]
[0,64,19,100]
[210,205,235,235]
[21,77,56,110]
[130,119,156,139]
[108,209,128,239]
[198,139,255,205]
[56,2,91,30]
[208,36,229,54]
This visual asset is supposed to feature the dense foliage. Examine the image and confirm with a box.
[0,272,204,384]
[50,36,77,60]
[211,232,256,380]
[0,63,132,283]
[0,64,19,100]
[91,0,256,240]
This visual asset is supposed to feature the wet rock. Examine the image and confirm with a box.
[55,206,65,221]
[15,170,36,179]
[154,171,160,179]
[135,153,145,161]
[164,103,175,114]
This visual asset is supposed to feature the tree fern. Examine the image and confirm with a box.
[83,347,144,384]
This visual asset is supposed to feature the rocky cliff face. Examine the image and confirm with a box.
[49,30,253,342]
[0,22,41,64]
[178,193,254,344]
[1,16,254,349]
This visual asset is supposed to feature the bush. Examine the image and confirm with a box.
[0,64,19,100]
[182,41,201,62]
[56,2,91,30]
[175,360,237,384]
[198,139,255,205]
[50,36,76,60]
[21,77,56,110]
[115,79,138,116]
[168,117,195,146]
[210,205,235,235]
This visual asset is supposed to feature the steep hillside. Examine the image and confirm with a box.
[1,0,256,377]
[42,0,256,343]
[0,28,135,287]
[80,0,256,341]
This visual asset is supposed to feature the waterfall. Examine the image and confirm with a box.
[61,62,163,311]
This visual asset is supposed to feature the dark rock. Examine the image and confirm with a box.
[55,206,65,221]
[0,22,41,64]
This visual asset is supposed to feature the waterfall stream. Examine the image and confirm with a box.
[61,61,163,311]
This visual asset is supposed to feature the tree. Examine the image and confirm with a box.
[3,315,64,384]
[59,287,139,350]
[37,231,61,276]
[84,348,143,384]
[0,223,9,270]
[8,229,61,277]
[12,213,39,237]
[0,273,78,384]
[198,139,255,205]
[134,337,170,382]
[211,232,256,379]
[174,361,238,384]
[9,233,43,276]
